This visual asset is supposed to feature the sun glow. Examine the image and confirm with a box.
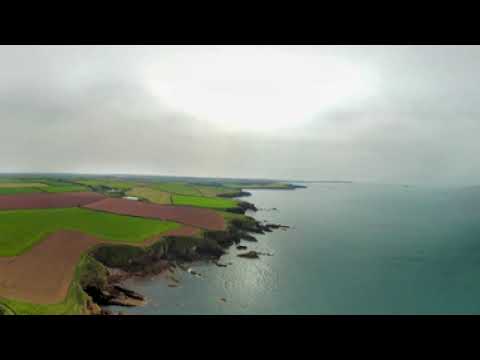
[143,46,380,132]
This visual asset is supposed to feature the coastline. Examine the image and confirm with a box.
[81,196,292,315]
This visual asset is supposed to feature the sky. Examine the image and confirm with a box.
[1,45,479,186]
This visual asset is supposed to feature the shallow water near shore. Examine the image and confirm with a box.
[108,183,480,314]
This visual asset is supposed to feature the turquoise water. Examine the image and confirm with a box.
[111,183,480,314]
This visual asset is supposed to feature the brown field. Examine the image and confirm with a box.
[0,224,200,304]
[0,192,105,211]
[0,230,101,304]
[85,198,226,231]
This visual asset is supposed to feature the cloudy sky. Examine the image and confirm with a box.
[1,45,479,185]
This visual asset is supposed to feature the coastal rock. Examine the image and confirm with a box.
[238,251,260,259]
[86,204,285,313]
[237,250,273,259]
[113,285,145,301]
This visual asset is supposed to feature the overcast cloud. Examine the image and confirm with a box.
[1,45,480,186]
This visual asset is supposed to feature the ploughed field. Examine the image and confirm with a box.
[0,192,105,210]
[84,198,226,231]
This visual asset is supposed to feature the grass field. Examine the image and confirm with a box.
[127,187,171,204]
[147,182,202,196]
[172,194,239,210]
[0,188,44,195]
[0,179,89,194]
[0,208,180,257]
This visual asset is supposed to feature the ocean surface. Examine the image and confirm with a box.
[109,183,480,315]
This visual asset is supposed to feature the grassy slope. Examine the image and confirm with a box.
[172,194,239,209]
[127,187,171,204]
[0,208,180,257]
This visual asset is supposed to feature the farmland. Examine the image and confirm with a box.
[0,187,43,195]
[0,192,105,210]
[0,207,180,256]
[146,182,202,195]
[84,198,226,231]
[0,174,300,314]
[126,187,172,204]
[74,179,137,190]
[172,194,239,210]
[0,178,89,194]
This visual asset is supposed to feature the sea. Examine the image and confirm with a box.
[108,182,480,314]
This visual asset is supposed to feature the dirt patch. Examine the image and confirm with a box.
[0,230,101,304]
[0,192,105,211]
[84,198,226,231]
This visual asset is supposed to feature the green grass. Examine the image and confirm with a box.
[172,194,239,210]
[0,187,44,195]
[147,182,202,196]
[0,255,101,315]
[127,187,171,204]
[0,207,181,257]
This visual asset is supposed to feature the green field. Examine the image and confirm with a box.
[0,188,44,195]
[0,208,180,257]
[147,182,202,196]
[172,194,239,210]
[127,187,171,204]
[0,179,89,194]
